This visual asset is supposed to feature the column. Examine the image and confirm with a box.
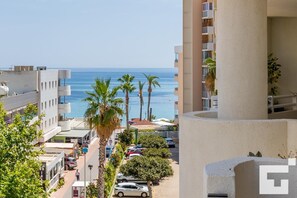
[217,0,268,119]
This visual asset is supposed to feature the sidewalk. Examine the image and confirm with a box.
[50,138,99,198]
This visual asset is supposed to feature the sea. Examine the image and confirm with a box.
[66,68,177,125]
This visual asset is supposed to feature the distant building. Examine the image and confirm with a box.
[0,66,72,143]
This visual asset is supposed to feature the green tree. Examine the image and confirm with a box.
[0,103,48,198]
[84,79,124,198]
[138,81,145,121]
[138,134,168,149]
[268,53,282,95]
[204,57,216,95]
[144,74,160,121]
[118,74,136,131]
[120,156,173,198]
[142,148,171,158]
[118,130,133,146]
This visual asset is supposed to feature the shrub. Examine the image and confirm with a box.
[138,134,168,148]
[118,130,133,145]
[104,163,116,198]
[142,148,171,158]
[110,153,121,168]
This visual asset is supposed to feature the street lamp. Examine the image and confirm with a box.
[88,164,93,182]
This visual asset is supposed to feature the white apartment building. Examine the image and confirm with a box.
[0,66,71,143]
[180,0,297,197]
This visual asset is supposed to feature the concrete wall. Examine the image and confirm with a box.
[0,71,38,94]
[180,111,293,198]
[39,70,60,141]
[183,0,203,112]
[269,17,297,95]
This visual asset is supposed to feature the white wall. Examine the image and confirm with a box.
[0,71,38,94]
[180,111,293,198]
[269,17,297,95]
[39,70,60,141]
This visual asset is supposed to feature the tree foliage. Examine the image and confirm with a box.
[268,53,282,95]
[138,134,168,149]
[0,103,48,198]
[142,148,171,159]
[204,57,216,95]
[144,74,160,121]
[120,156,173,198]
[118,130,133,146]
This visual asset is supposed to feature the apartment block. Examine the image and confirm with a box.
[0,66,72,143]
[180,0,297,197]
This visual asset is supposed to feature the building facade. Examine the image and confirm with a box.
[180,0,297,197]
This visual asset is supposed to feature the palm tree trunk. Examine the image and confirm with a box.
[98,138,107,198]
[147,181,152,198]
[126,91,129,131]
[147,90,151,121]
[140,98,143,121]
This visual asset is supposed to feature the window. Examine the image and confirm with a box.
[52,99,54,106]
[49,81,51,89]
[45,102,47,109]
[49,119,51,126]
[45,121,47,128]
[45,82,47,90]
[55,81,57,87]
[49,100,51,107]
[41,103,43,110]
[41,82,43,90]
[55,98,57,105]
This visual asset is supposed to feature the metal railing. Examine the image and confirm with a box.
[268,94,297,113]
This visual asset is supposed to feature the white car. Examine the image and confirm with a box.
[128,153,142,160]
[114,182,149,197]
[117,173,146,183]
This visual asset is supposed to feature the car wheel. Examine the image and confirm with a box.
[141,192,147,197]
[117,192,124,197]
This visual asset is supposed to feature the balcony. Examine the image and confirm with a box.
[175,101,178,109]
[58,70,71,79]
[58,103,71,114]
[202,26,214,35]
[202,43,214,51]
[58,85,71,96]
[58,118,73,131]
[174,59,179,68]
[0,91,39,113]
[174,74,178,81]
[202,10,214,19]
[174,87,178,96]
[202,2,213,11]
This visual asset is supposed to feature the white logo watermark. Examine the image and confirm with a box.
[259,158,296,195]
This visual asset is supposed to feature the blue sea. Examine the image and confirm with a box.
[66,68,177,124]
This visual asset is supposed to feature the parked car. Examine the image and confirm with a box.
[106,146,114,158]
[64,156,77,170]
[114,182,149,197]
[128,153,142,160]
[117,173,158,184]
[165,138,176,148]
[125,148,142,157]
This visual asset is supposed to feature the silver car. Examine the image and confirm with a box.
[114,182,149,197]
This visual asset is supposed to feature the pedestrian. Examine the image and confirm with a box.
[75,169,80,181]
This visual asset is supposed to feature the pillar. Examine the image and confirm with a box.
[217,0,268,120]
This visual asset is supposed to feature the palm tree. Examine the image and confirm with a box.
[138,81,145,121]
[204,57,216,95]
[118,74,136,131]
[83,79,123,198]
[144,74,160,121]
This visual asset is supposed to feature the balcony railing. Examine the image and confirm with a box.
[58,85,71,96]
[58,102,71,114]
[203,43,214,51]
[202,10,214,19]
[174,87,178,96]
[268,94,297,113]
[58,70,71,79]
[174,74,178,81]
[0,91,39,112]
[202,26,214,35]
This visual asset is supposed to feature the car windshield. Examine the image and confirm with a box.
[136,184,143,188]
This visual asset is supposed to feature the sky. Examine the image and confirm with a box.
[0,0,182,68]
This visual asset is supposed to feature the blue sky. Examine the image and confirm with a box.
[0,0,182,68]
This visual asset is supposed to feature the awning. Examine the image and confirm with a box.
[55,129,90,138]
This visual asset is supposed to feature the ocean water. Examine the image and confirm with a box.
[66,68,177,124]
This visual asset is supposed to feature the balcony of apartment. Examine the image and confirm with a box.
[174,87,178,96]
[202,26,214,35]
[202,2,214,20]
[174,59,179,68]
[174,114,179,124]
[58,70,71,79]
[58,85,71,96]
[58,102,71,114]
[58,118,73,132]
[174,101,178,110]
[174,74,178,81]
[0,91,39,113]
[202,43,214,51]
